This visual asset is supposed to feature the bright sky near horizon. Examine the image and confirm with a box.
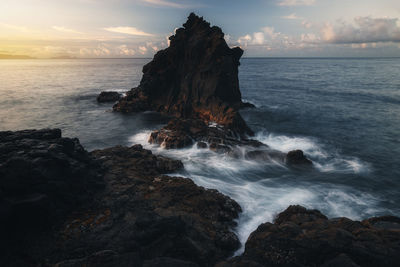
[0,0,399,58]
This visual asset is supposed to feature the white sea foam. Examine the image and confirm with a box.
[255,132,369,174]
[129,130,378,254]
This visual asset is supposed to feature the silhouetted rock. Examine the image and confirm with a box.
[221,205,400,267]
[54,144,241,266]
[0,129,104,265]
[197,142,207,149]
[97,91,122,102]
[0,129,242,266]
[114,13,253,136]
[0,129,103,229]
[285,149,313,166]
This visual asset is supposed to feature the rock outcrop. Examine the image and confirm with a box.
[111,13,312,167]
[0,129,103,229]
[97,91,122,103]
[113,13,253,136]
[0,129,241,267]
[219,205,400,267]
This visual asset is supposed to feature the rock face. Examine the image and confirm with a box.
[114,13,253,136]
[220,205,400,267]
[0,129,241,267]
[0,129,104,266]
[285,150,313,166]
[0,129,103,229]
[112,13,312,167]
[97,91,122,103]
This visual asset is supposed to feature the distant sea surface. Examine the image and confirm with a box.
[1,58,399,249]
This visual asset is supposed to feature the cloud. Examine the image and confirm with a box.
[302,20,313,29]
[141,0,189,8]
[52,26,83,34]
[104,26,153,36]
[278,0,315,6]
[0,23,28,32]
[322,16,400,44]
[282,13,303,20]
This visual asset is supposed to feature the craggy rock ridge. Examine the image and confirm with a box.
[111,13,312,167]
[0,129,241,266]
[113,13,254,136]
[219,205,400,267]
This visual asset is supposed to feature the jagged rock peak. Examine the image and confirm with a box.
[114,12,253,135]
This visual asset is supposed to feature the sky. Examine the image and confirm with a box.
[0,0,399,58]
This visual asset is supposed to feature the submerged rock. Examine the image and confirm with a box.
[97,91,122,102]
[221,205,400,267]
[114,13,253,136]
[285,149,313,166]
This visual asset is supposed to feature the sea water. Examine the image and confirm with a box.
[1,58,399,251]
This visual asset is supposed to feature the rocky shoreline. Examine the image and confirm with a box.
[1,13,399,267]
[1,129,399,267]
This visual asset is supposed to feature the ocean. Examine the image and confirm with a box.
[1,58,399,250]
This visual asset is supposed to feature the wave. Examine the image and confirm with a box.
[129,130,378,253]
[255,132,370,174]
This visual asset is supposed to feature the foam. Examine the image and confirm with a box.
[255,131,369,174]
[128,130,378,254]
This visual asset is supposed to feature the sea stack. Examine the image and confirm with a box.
[113,13,253,136]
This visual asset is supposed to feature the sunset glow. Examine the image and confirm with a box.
[1,0,399,58]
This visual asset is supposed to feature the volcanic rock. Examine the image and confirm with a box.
[97,91,122,103]
[0,129,103,229]
[221,205,400,267]
[285,149,313,166]
[114,13,253,136]
[0,129,104,266]
[0,129,242,266]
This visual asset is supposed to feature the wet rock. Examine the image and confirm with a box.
[285,149,313,166]
[224,205,400,267]
[0,128,104,266]
[114,13,253,136]
[196,142,207,149]
[209,143,231,154]
[1,130,241,266]
[97,91,122,103]
[0,129,103,228]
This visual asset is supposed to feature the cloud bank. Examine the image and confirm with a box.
[278,0,316,6]
[322,17,400,44]
[104,26,153,36]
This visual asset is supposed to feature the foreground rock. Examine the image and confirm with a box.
[0,129,103,229]
[97,91,122,102]
[0,129,241,266]
[219,205,400,267]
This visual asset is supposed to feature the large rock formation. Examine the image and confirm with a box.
[219,205,400,267]
[111,13,312,167]
[113,13,253,136]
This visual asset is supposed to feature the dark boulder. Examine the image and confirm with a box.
[97,91,122,102]
[196,142,207,149]
[0,129,104,266]
[222,205,400,267]
[0,129,103,229]
[285,149,313,166]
